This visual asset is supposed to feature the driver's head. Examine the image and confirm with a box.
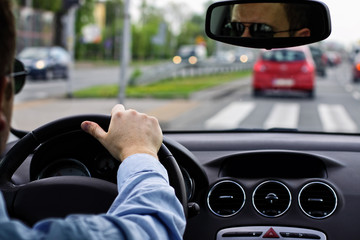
[231,3,310,38]
[0,0,15,153]
[231,3,290,37]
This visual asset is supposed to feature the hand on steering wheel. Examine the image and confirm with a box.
[0,114,187,226]
[81,105,162,162]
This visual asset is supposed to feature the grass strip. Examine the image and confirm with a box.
[73,70,251,99]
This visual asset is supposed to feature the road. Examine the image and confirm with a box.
[15,66,120,103]
[12,62,360,134]
[14,60,252,103]
[168,62,360,133]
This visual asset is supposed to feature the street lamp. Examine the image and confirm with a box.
[118,0,131,104]
[63,0,84,98]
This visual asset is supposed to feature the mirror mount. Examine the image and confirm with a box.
[205,0,331,49]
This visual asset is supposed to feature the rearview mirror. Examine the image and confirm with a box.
[205,0,331,49]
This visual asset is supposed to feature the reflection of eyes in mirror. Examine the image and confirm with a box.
[222,3,311,38]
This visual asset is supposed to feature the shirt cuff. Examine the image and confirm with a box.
[117,153,169,186]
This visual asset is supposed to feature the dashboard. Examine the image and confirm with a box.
[9,130,360,239]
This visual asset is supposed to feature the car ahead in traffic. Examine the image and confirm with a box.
[325,50,342,67]
[173,44,207,65]
[18,46,70,80]
[352,53,360,82]
[252,46,316,97]
[309,44,327,77]
[5,0,360,240]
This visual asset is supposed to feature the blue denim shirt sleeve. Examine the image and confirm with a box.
[0,154,186,240]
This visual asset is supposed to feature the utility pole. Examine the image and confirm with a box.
[66,5,77,98]
[26,0,33,47]
[118,0,131,104]
[64,0,84,98]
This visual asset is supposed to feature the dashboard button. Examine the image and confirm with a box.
[222,231,262,237]
[280,232,321,239]
[302,233,321,239]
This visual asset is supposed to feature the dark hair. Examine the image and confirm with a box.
[283,3,312,37]
[0,0,16,76]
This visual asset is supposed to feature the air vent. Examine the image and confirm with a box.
[252,180,291,217]
[207,180,245,217]
[299,182,337,219]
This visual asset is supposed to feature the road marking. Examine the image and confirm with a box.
[264,103,300,129]
[14,98,57,110]
[352,91,360,100]
[205,102,255,129]
[146,100,199,123]
[318,104,358,133]
[345,84,353,92]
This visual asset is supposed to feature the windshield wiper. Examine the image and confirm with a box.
[266,128,299,132]
[225,127,299,132]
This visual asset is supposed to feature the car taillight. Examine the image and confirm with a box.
[356,63,360,72]
[254,63,267,72]
[301,64,310,73]
[321,54,328,65]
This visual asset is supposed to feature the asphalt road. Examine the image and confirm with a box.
[15,65,120,103]
[12,62,360,134]
[169,62,360,133]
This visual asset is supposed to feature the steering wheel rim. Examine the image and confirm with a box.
[0,115,187,225]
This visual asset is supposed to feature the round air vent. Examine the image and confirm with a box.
[207,180,245,217]
[299,182,337,219]
[252,180,291,217]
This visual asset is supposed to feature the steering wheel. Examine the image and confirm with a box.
[0,115,187,226]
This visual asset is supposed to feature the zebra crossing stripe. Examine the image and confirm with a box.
[204,101,358,132]
[205,102,255,129]
[264,103,300,129]
[318,104,358,133]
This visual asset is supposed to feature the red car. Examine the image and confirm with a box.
[353,54,360,82]
[253,46,316,98]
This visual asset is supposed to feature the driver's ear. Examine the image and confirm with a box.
[294,28,311,37]
[0,76,8,131]
[0,75,14,153]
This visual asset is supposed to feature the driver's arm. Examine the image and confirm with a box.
[32,153,186,239]
[0,105,186,239]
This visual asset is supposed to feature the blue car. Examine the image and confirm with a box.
[18,46,70,80]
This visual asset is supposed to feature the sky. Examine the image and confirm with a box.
[130,0,208,14]
[323,0,360,46]
[130,0,360,47]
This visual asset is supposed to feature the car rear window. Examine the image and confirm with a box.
[18,48,49,59]
[262,50,306,62]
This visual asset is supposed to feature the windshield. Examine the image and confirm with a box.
[18,47,49,59]
[178,46,197,57]
[11,0,360,134]
[262,50,306,62]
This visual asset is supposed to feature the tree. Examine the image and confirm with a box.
[74,0,97,59]
[16,0,63,12]
[33,0,62,11]
[102,0,123,60]
[131,0,171,60]
[176,14,205,46]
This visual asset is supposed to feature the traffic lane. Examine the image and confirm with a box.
[15,66,120,103]
[334,62,360,100]
[169,64,360,133]
[13,62,360,133]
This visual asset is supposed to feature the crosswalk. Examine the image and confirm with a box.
[205,102,255,129]
[318,104,357,132]
[264,103,300,129]
[204,101,359,133]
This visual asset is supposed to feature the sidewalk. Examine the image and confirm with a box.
[12,97,200,131]
[12,77,250,131]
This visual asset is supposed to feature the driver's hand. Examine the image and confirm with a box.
[81,104,163,162]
